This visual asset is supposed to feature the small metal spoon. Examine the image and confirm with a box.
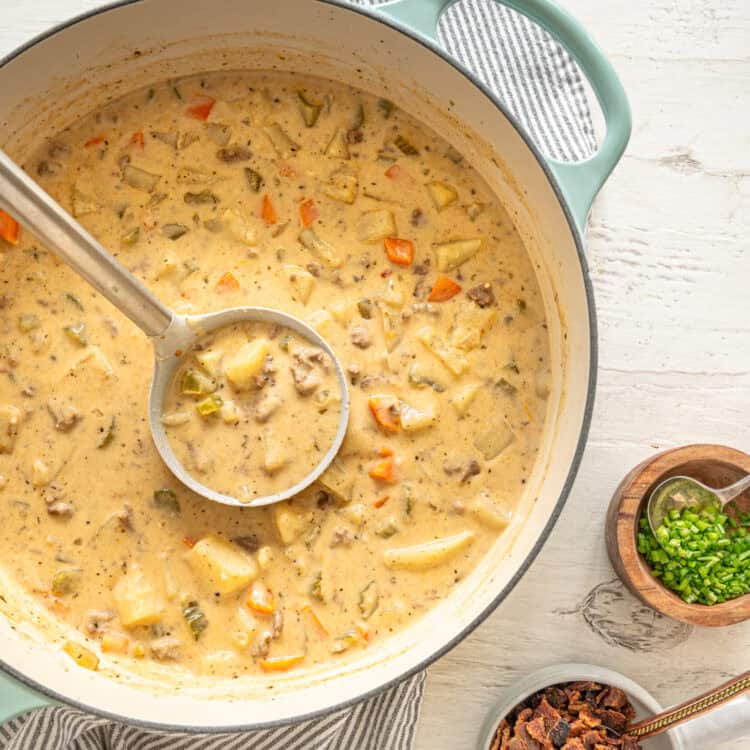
[647,473,750,534]
[0,149,349,508]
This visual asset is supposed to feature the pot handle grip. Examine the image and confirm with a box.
[374,0,631,233]
[0,670,54,723]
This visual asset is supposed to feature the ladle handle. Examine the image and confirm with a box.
[627,671,750,740]
[0,149,173,338]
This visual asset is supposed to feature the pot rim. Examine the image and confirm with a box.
[0,0,598,733]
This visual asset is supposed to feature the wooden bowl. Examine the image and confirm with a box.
[606,444,750,627]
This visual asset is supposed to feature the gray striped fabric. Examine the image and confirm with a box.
[0,1,593,747]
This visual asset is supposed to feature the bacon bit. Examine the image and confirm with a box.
[368,395,400,432]
[261,194,278,225]
[246,581,275,614]
[129,131,145,149]
[428,275,462,302]
[384,164,402,179]
[301,604,329,638]
[0,210,20,245]
[259,653,306,672]
[384,237,414,266]
[373,495,390,509]
[278,162,297,178]
[216,271,240,293]
[182,536,197,548]
[378,446,394,457]
[84,135,106,147]
[369,458,396,484]
[299,199,319,227]
[185,94,215,121]
[355,621,373,643]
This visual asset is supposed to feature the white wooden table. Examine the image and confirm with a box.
[0,1,748,748]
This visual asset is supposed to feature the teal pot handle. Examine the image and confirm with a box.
[0,670,54,723]
[374,0,631,233]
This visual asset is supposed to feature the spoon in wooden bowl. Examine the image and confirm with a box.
[0,149,350,508]
[647,473,750,534]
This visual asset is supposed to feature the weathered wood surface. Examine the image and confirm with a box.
[0,1,748,748]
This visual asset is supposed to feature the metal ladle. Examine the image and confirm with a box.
[0,149,350,508]
[647,473,750,534]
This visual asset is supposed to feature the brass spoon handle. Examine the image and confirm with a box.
[628,671,750,739]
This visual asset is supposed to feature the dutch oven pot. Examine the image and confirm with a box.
[0,0,631,731]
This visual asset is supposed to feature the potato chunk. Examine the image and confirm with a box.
[357,209,396,243]
[433,238,483,272]
[113,566,165,627]
[0,405,21,454]
[224,338,270,390]
[185,534,258,596]
[473,420,515,460]
[469,490,513,530]
[284,264,316,304]
[399,400,437,432]
[450,383,480,416]
[273,502,312,544]
[427,181,458,211]
[317,458,356,505]
[384,531,475,570]
[450,304,497,352]
[416,326,469,375]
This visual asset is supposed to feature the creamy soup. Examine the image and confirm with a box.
[162,321,341,500]
[0,71,550,678]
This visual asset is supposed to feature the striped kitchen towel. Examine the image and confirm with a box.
[0,1,593,748]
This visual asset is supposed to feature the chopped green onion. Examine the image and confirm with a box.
[182,601,208,640]
[638,501,750,606]
[63,323,87,346]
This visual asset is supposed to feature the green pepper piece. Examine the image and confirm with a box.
[377,99,395,119]
[297,91,323,127]
[394,135,419,156]
[96,417,116,449]
[18,314,40,333]
[196,394,223,416]
[180,369,216,396]
[357,298,373,320]
[358,581,379,619]
[182,601,208,640]
[121,227,140,246]
[63,322,87,346]
[183,190,220,205]
[153,488,180,514]
[64,293,85,311]
[244,167,264,193]
[162,223,189,240]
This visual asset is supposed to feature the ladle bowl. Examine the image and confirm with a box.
[0,148,350,508]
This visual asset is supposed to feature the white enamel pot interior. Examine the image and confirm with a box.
[0,0,629,732]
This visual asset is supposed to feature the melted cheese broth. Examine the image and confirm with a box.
[0,71,550,678]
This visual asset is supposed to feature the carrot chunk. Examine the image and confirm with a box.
[261,194,278,225]
[384,237,414,266]
[185,94,215,121]
[0,210,20,245]
[129,131,145,149]
[299,199,319,227]
[246,581,275,614]
[216,271,240,293]
[84,135,106,147]
[369,458,396,484]
[259,654,305,672]
[427,275,462,302]
[385,164,401,179]
[368,395,400,432]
